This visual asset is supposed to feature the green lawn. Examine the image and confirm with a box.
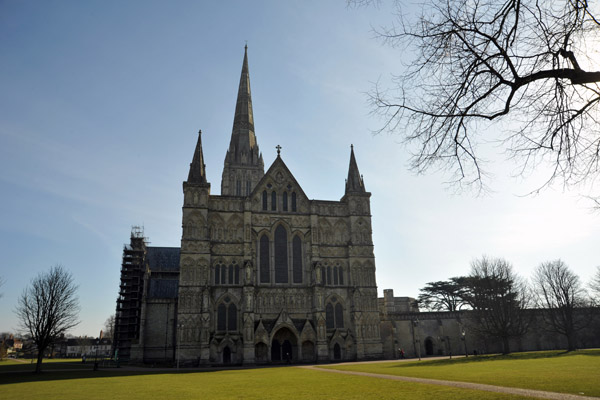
[0,365,530,400]
[325,350,600,397]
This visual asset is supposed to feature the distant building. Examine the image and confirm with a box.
[66,338,112,358]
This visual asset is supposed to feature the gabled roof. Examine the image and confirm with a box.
[250,154,309,200]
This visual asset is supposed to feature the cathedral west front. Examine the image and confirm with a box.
[114,46,383,365]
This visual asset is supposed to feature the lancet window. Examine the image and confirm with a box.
[325,296,344,330]
[217,296,237,332]
[214,261,240,285]
[257,226,304,285]
[325,263,344,286]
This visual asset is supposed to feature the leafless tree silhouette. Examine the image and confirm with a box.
[15,265,79,373]
[103,314,116,342]
[357,0,600,192]
[533,260,590,351]
[590,266,600,301]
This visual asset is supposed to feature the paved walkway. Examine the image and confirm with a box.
[299,365,598,400]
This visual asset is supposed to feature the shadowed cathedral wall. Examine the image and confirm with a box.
[171,159,383,365]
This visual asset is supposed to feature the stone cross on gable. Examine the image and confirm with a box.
[276,144,282,156]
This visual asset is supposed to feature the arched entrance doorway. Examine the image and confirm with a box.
[302,341,315,362]
[223,346,231,364]
[425,337,434,356]
[255,342,268,363]
[271,327,297,363]
[333,343,341,360]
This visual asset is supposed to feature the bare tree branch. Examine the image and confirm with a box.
[364,0,600,192]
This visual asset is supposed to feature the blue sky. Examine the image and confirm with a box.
[1,1,599,336]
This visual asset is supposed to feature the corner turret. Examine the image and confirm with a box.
[345,144,366,194]
[187,130,209,185]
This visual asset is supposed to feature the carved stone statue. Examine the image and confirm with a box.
[244,260,253,283]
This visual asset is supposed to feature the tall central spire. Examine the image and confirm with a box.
[226,45,260,165]
[221,46,264,196]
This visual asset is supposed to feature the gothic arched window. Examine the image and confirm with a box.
[215,263,221,284]
[292,235,302,284]
[228,303,237,331]
[335,303,344,328]
[217,297,237,332]
[262,191,268,211]
[291,192,297,212]
[326,266,332,285]
[283,192,288,211]
[228,264,234,284]
[220,265,226,284]
[326,297,344,330]
[217,303,227,331]
[274,225,288,283]
[326,303,334,330]
[260,235,270,283]
[271,191,277,211]
[333,266,339,285]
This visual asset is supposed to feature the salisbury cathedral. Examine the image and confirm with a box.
[114,47,383,365]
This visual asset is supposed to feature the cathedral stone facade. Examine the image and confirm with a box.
[117,47,383,365]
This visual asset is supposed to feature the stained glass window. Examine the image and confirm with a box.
[260,235,270,283]
[228,303,237,331]
[335,303,344,328]
[326,303,334,329]
[292,236,302,283]
[274,225,288,283]
[217,303,226,331]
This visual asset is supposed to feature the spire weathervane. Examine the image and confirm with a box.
[276,144,282,156]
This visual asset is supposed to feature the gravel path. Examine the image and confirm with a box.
[299,365,598,400]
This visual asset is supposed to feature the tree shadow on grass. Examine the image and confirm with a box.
[0,361,286,385]
[383,349,600,369]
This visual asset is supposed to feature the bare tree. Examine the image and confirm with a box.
[15,265,79,373]
[463,256,530,354]
[417,277,469,311]
[533,260,589,351]
[103,314,116,342]
[359,0,600,192]
[590,266,600,300]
